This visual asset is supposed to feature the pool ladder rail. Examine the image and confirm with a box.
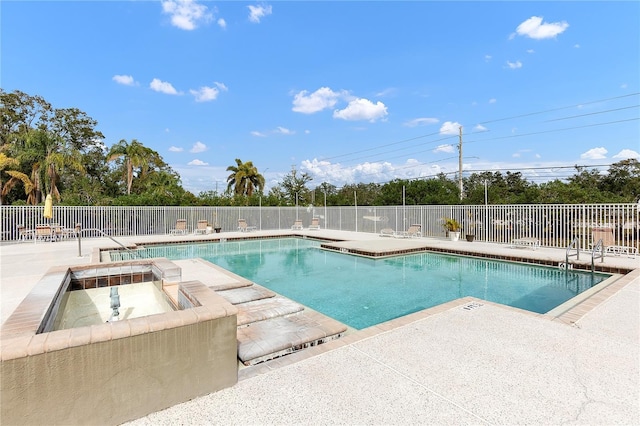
[591,238,604,272]
[564,236,604,273]
[565,237,579,264]
[75,226,149,260]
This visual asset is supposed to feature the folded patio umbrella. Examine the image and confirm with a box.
[43,193,53,220]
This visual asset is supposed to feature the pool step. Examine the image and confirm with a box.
[216,284,346,366]
[172,259,347,366]
[236,311,347,366]
[236,296,304,327]
[217,286,276,304]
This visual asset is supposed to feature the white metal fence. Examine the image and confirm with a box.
[1,204,638,251]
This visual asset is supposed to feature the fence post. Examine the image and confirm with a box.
[76,223,82,257]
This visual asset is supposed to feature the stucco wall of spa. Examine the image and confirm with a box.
[1,313,238,425]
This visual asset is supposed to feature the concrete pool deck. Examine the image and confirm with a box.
[1,230,638,424]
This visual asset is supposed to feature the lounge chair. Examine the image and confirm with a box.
[17,225,35,242]
[511,237,540,250]
[395,224,421,238]
[170,219,188,235]
[50,223,74,241]
[592,227,637,258]
[308,217,320,230]
[237,219,257,232]
[379,228,396,237]
[291,219,303,230]
[34,224,54,242]
[194,220,209,235]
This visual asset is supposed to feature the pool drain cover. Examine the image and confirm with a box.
[461,302,483,311]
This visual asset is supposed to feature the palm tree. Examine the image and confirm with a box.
[107,139,152,195]
[19,129,85,204]
[226,159,265,199]
[0,152,34,204]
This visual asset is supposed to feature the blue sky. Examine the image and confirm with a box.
[3,1,639,194]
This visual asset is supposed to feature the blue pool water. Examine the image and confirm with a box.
[140,238,609,330]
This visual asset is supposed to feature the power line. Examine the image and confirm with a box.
[478,92,639,125]
[321,131,442,162]
[463,117,639,146]
[544,105,639,122]
[309,93,639,175]
[320,162,618,189]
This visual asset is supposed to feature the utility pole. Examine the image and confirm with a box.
[458,126,464,201]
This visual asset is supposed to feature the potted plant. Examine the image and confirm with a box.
[211,214,221,233]
[465,212,476,242]
[442,217,462,241]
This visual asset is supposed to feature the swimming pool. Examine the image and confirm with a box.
[138,237,609,330]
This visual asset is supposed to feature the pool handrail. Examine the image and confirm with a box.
[565,237,580,270]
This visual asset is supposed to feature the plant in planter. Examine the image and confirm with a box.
[465,212,476,242]
[442,217,462,241]
[211,214,221,233]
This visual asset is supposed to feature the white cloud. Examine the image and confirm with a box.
[488,98,497,104]
[190,141,207,153]
[299,156,463,186]
[251,131,267,137]
[515,16,569,40]
[612,149,640,159]
[434,144,455,154]
[301,158,396,185]
[439,121,462,135]
[506,60,523,69]
[580,147,608,160]
[621,83,628,89]
[218,18,226,29]
[188,159,209,166]
[333,98,388,122]
[375,88,397,97]
[473,124,488,132]
[526,49,535,54]
[112,75,136,86]
[513,152,521,158]
[190,82,227,102]
[275,127,294,135]
[169,146,183,152]
[248,4,272,23]
[403,117,439,127]
[484,54,492,62]
[292,87,342,114]
[574,44,580,48]
[162,0,213,30]
[150,78,180,95]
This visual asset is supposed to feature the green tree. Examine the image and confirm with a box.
[107,139,154,195]
[0,89,53,147]
[336,182,380,206]
[279,168,312,205]
[0,152,33,204]
[226,159,265,201]
[313,182,338,206]
[17,129,86,203]
[1,90,104,204]
[601,159,640,202]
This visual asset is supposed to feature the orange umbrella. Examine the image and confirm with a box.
[43,194,53,220]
